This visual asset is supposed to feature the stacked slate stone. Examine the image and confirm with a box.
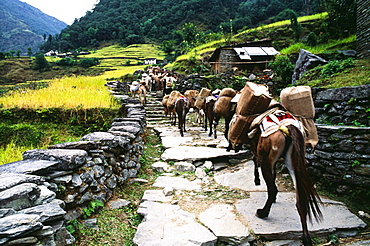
[0,100,146,245]
[314,85,370,126]
[0,167,72,245]
[306,125,370,191]
[306,85,370,192]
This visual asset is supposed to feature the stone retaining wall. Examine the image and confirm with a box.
[0,94,146,245]
[307,85,370,191]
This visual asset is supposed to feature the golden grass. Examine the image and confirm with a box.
[100,65,147,80]
[0,141,30,165]
[0,76,120,109]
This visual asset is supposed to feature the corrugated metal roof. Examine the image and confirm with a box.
[233,47,280,60]
[233,47,251,60]
[261,47,280,55]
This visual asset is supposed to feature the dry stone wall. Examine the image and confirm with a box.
[357,0,370,58]
[307,85,370,191]
[0,93,146,245]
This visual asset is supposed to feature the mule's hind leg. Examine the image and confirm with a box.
[256,132,285,218]
[256,153,278,218]
[213,115,220,139]
[253,156,261,186]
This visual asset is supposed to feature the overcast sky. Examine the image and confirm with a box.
[20,0,99,25]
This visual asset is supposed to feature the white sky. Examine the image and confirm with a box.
[20,0,99,25]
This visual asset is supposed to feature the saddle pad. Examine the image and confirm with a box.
[130,85,140,92]
[205,95,218,103]
[175,96,189,103]
[260,111,304,137]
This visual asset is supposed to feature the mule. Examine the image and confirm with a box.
[184,90,204,125]
[203,95,217,137]
[130,82,147,105]
[247,117,323,246]
[162,95,175,125]
[174,96,190,137]
[212,89,237,148]
[166,90,182,126]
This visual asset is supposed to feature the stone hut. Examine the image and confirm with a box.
[208,39,279,74]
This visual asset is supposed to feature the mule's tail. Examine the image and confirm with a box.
[286,124,323,224]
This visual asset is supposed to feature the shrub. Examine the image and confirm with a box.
[79,58,100,68]
[56,58,77,66]
[269,55,294,85]
[320,58,354,77]
[305,32,318,47]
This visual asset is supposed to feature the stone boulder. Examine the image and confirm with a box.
[292,49,327,84]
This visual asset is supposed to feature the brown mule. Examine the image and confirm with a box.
[249,124,322,246]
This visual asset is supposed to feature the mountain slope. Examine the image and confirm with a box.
[0,0,68,54]
[44,0,322,51]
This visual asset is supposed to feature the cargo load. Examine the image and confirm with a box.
[162,95,169,107]
[228,114,257,145]
[229,82,272,147]
[214,96,233,116]
[280,86,318,148]
[195,88,211,109]
[236,82,272,116]
[167,90,182,108]
[219,88,237,98]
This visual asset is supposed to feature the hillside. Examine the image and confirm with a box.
[0,0,67,55]
[42,0,323,51]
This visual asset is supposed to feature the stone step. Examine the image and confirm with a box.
[146,110,164,116]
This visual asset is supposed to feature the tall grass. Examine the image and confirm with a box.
[0,76,120,109]
[0,141,32,165]
[280,35,356,55]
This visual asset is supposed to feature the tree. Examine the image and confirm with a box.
[325,0,356,38]
[16,50,21,58]
[33,53,50,71]
[27,48,33,56]
[289,10,302,42]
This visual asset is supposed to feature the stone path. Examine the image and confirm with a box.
[133,92,368,246]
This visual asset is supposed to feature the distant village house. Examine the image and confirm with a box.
[144,58,157,65]
[208,39,280,73]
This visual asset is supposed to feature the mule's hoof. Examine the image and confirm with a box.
[254,180,261,186]
[256,209,268,218]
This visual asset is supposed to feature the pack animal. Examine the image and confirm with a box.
[166,90,182,126]
[174,96,190,137]
[162,95,175,124]
[213,88,237,150]
[203,95,217,137]
[184,90,204,125]
[130,81,147,105]
[239,111,323,246]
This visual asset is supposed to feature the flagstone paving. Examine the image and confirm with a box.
[133,93,368,246]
